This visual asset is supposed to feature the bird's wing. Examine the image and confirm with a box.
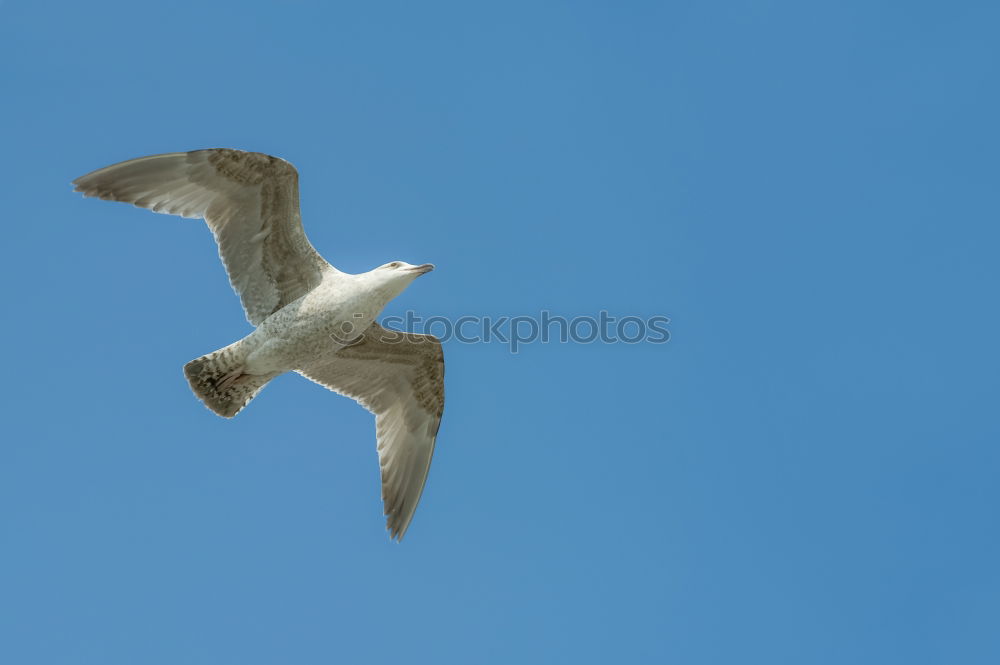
[297,323,445,541]
[73,149,330,325]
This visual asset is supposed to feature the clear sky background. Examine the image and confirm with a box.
[2,1,998,663]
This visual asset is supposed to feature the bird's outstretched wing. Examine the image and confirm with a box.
[297,323,445,541]
[73,149,330,325]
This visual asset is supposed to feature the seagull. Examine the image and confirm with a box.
[73,148,444,541]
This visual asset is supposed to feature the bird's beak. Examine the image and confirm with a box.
[410,263,435,275]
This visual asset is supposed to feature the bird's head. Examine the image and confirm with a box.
[368,261,435,298]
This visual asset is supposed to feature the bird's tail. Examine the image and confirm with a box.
[183,342,276,418]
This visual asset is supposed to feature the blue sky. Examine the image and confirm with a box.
[2,1,999,663]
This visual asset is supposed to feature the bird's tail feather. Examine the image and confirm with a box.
[183,342,276,418]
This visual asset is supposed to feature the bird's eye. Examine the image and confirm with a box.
[388,262,401,269]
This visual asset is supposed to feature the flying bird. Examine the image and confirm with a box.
[73,149,444,541]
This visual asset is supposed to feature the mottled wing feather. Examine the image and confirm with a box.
[297,324,445,541]
[73,149,329,325]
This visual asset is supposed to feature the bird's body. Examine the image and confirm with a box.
[242,267,416,375]
[73,149,444,541]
